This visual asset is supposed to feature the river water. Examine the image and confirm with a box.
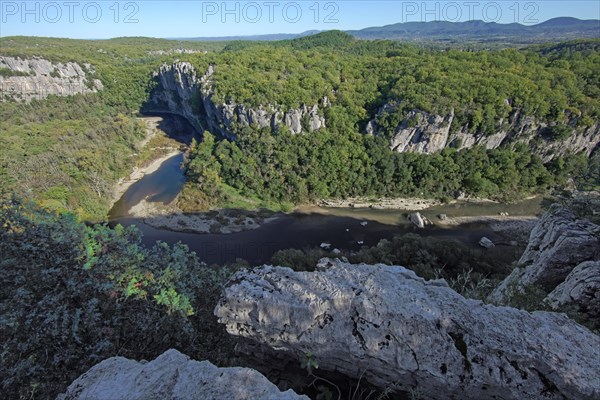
[110,114,542,265]
[109,152,541,265]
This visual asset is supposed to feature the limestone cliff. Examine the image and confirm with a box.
[215,258,600,400]
[146,62,327,138]
[366,104,599,162]
[0,56,103,102]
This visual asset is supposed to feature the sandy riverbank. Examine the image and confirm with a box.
[112,150,181,203]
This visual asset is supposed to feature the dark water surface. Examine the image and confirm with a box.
[112,212,518,265]
[110,114,539,265]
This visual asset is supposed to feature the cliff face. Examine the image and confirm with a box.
[366,104,599,162]
[0,56,103,102]
[146,62,327,138]
[149,62,598,160]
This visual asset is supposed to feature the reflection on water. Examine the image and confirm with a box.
[109,153,185,219]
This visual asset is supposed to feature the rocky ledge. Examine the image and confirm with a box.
[488,204,600,308]
[57,349,307,400]
[215,258,600,400]
[0,56,103,102]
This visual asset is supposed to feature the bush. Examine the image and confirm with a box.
[0,197,238,399]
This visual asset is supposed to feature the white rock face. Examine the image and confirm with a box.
[367,104,599,161]
[0,56,103,102]
[148,62,327,138]
[390,109,454,153]
[489,205,600,304]
[545,260,600,321]
[57,349,307,400]
[215,258,600,400]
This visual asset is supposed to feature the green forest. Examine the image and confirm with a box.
[1,32,599,217]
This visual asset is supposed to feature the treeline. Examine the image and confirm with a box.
[184,129,591,209]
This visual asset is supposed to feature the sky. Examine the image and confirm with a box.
[0,0,599,39]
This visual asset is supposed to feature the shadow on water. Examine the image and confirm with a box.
[111,211,516,266]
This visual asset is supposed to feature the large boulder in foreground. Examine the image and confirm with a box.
[488,204,600,304]
[57,349,307,400]
[215,258,600,400]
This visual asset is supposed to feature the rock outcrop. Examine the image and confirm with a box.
[545,260,600,323]
[366,104,599,161]
[488,204,600,304]
[147,62,327,138]
[57,349,307,400]
[215,258,600,400]
[0,56,103,102]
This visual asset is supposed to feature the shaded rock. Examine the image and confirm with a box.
[438,213,448,221]
[215,259,600,400]
[478,236,495,249]
[545,260,600,322]
[489,204,600,304]
[57,349,307,400]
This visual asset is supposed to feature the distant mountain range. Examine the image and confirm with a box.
[180,17,599,43]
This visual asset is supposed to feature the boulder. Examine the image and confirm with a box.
[488,205,600,304]
[545,260,600,322]
[57,349,307,400]
[478,237,495,249]
[410,212,426,228]
[215,258,600,400]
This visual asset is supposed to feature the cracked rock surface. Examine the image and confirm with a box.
[57,349,307,400]
[215,258,600,400]
[489,204,600,304]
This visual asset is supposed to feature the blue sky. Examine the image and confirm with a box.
[1,1,599,39]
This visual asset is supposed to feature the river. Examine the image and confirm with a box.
[109,114,541,265]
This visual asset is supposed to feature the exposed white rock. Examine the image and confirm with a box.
[0,56,102,102]
[320,242,331,249]
[389,108,455,153]
[410,212,426,228]
[367,104,599,161]
[545,260,600,321]
[57,349,307,400]
[215,259,600,400]
[148,62,327,138]
[489,204,600,304]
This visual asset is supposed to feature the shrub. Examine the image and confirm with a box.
[0,197,237,399]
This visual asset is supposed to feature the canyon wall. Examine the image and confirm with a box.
[0,56,103,102]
